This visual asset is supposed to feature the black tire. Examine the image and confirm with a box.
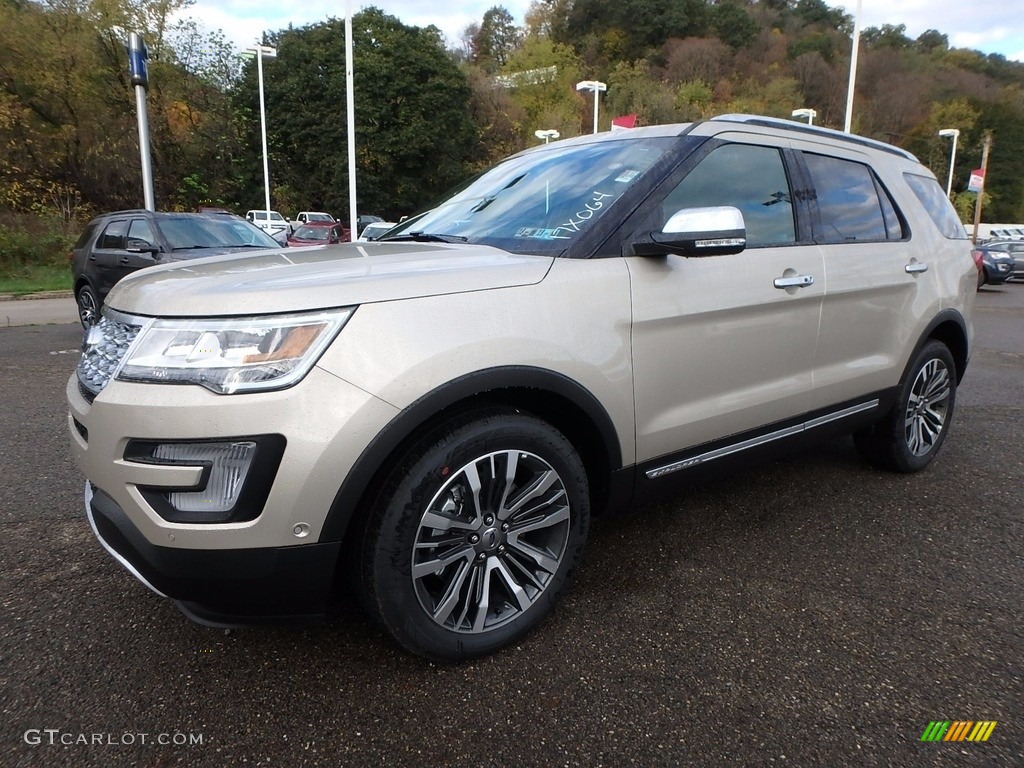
[854,340,957,473]
[76,284,100,328]
[358,410,589,661]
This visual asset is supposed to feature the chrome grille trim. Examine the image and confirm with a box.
[76,309,148,396]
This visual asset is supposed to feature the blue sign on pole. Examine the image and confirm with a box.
[128,33,148,89]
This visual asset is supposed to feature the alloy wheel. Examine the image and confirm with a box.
[411,449,571,634]
[904,358,951,457]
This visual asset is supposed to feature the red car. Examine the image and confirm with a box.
[286,221,350,246]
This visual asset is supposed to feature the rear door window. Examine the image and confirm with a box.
[803,153,902,242]
[97,220,128,249]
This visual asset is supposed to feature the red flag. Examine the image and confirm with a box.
[611,114,637,131]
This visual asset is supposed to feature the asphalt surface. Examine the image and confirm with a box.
[0,295,78,328]
[1,286,1021,767]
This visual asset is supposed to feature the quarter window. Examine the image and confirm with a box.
[804,153,900,242]
[903,173,968,240]
[662,143,796,247]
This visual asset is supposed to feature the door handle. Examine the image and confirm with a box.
[119,257,130,265]
[774,274,815,289]
[905,262,928,274]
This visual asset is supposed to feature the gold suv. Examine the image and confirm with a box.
[68,115,977,660]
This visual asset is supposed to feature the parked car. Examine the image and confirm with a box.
[972,241,1017,287]
[245,209,290,240]
[987,227,1024,241]
[71,210,281,327]
[291,211,337,233]
[355,214,383,237]
[287,221,350,246]
[69,115,976,661]
[355,221,396,241]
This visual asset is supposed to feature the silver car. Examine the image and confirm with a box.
[68,115,976,660]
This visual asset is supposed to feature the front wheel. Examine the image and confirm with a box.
[76,285,100,328]
[358,411,590,661]
[854,340,957,473]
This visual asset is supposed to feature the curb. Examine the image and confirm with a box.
[0,290,74,302]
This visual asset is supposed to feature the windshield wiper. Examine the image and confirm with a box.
[383,232,467,243]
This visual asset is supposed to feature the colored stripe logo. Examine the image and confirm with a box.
[921,721,997,742]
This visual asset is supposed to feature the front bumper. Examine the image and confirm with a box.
[86,482,340,624]
[68,362,401,623]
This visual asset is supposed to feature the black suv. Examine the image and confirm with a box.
[71,210,281,327]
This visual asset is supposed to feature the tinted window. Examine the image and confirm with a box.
[804,153,891,242]
[903,173,967,240]
[74,222,98,249]
[128,219,156,245]
[663,143,796,247]
[98,220,128,249]
[159,216,280,250]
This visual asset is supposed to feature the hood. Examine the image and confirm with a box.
[106,242,553,317]
[166,244,274,262]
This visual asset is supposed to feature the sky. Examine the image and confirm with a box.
[180,1,1024,63]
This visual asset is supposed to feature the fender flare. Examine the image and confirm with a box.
[903,309,970,385]
[318,365,623,543]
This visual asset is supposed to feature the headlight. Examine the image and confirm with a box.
[116,309,353,394]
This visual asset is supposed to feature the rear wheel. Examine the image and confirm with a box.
[358,410,589,661]
[854,340,956,473]
[76,285,100,328]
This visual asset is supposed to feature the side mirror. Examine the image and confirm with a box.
[125,238,158,255]
[633,206,746,257]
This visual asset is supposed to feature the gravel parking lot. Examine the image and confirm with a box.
[1,286,1021,767]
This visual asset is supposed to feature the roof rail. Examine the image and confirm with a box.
[710,114,918,161]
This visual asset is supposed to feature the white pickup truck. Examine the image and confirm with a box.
[245,210,290,243]
[291,211,337,233]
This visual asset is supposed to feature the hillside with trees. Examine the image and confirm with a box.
[2,0,1023,231]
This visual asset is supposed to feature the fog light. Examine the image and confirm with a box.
[153,441,257,513]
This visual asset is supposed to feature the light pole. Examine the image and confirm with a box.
[576,80,607,135]
[843,0,863,133]
[241,44,277,218]
[938,128,960,198]
[792,108,816,125]
[535,129,560,144]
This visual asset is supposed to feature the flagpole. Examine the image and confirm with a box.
[346,1,357,239]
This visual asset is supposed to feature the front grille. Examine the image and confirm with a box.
[77,312,144,396]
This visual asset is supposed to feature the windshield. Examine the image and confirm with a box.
[306,213,333,223]
[383,137,676,254]
[161,216,281,250]
[293,225,332,240]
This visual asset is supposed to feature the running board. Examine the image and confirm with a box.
[645,399,880,480]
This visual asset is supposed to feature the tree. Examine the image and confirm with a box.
[605,59,677,126]
[862,24,911,50]
[236,9,478,221]
[470,6,522,73]
[498,33,584,140]
[916,30,948,54]
[709,1,758,50]
[559,0,710,64]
